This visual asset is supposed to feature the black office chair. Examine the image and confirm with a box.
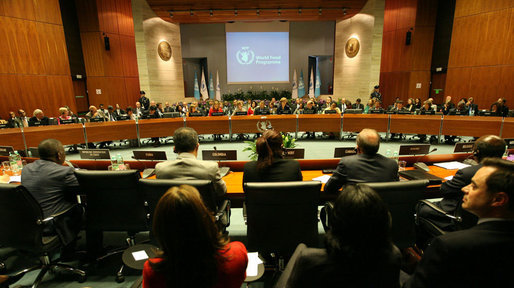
[324,180,429,250]
[75,170,147,283]
[414,199,478,248]
[138,179,230,235]
[0,184,86,288]
[243,181,321,265]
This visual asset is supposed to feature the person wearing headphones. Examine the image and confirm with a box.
[417,135,506,232]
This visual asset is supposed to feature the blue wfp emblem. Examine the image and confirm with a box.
[236,47,255,65]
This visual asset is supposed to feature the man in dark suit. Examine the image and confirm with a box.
[146,105,161,146]
[138,90,150,111]
[405,158,514,288]
[465,97,479,116]
[352,98,364,110]
[28,109,50,126]
[113,103,125,118]
[370,85,382,101]
[416,135,506,235]
[163,102,174,112]
[21,139,82,253]
[324,128,398,194]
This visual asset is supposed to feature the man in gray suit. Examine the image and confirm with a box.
[324,128,399,194]
[21,139,82,249]
[155,127,227,197]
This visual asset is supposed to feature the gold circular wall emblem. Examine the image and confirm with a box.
[345,37,360,58]
[158,41,172,61]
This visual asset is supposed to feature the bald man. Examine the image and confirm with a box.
[324,128,399,194]
[21,139,82,249]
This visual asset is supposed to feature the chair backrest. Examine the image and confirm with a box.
[0,184,46,252]
[243,181,321,258]
[75,170,147,232]
[138,179,216,224]
[365,180,429,249]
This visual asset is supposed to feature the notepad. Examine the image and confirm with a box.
[132,250,149,261]
[312,175,331,183]
[434,161,471,170]
[246,252,263,277]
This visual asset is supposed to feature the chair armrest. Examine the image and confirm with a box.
[418,200,462,222]
[243,202,247,225]
[214,199,230,221]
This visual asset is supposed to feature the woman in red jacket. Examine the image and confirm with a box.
[143,185,248,288]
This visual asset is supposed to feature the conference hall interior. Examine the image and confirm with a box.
[0,0,513,287]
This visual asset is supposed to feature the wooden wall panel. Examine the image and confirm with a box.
[0,0,36,20]
[0,17,16,74]
[34,0,62,25]
[80,32,105,76]
[7,18,44,75]
[455,0,512,18]
[47,75,77,114]
[97,0,119,34]
[120,35,139,77]
[383,0,399,32]
[445,68,472,102]
[448,15,481,68]
[507,9,514,65]
[469,66,502,108]
[408,71,430,99]
[416,0,438,27]
[446,3,513,109]
[411,26,435,70]
[397,0,417,30]
[0,75,21,116]
[475,9,510,67]
[17,75,49,115]
[103,33,124,76]
[124,77,141,106]
[37,23,70,75]
[75,0,100,32]
[117,0,135,36]
[380,31,395,73]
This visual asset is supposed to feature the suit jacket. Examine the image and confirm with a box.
[243,159,302,183]
[276,243,401,288]
[21,160,79,218]
[277,104,292,114]
[113,109,126,118]
[139,96,150,110]
[155,152,227,197]
[352,103,364,110]
[405,220,514,288]
[324,153,399,194]
[163,106,174,113]
[28,116,49,126]
[439,164,481,212]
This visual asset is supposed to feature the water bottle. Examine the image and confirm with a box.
[110,156,118,171]
[14,151,22,167]
[386,149,392,158]
[393,151,399,163]
[116,154,126,170]
[9,152,19,174]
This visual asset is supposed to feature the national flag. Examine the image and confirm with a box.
[308,68,314,98]
[292,69,298,99]
[216,70,221,101]
[209,72,215,99]
[200,68,209,100]
[298,70,305,98]
[315,65,321,97]
[194,71,200,100]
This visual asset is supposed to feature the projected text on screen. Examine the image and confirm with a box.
[226,32,289,83]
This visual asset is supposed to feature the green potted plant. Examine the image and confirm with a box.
[243,133,297,161]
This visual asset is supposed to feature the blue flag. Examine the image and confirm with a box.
[194,71,200,100]
[298,70,305,98]
[315,66,321,97]
[209,72,215,99]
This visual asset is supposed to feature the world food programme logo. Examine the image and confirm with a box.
[236,47,255,65]
[256,120,272,132]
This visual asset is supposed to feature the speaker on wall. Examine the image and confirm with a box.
[104,36,110,50]
[405,31,412,45]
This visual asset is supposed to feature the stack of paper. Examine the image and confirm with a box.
[434,161,471,170]
[246,252,264,277]
[312,175,331,183]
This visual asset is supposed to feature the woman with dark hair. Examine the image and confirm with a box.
[243,129,302,183]
[275,184,401,288]
[414,98,422,109]
[143,185,248,288]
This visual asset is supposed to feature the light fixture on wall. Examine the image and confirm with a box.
[210,9,213,16]
[298,8,302,15]
[169,11,173,18]
[278,8,281,16]
[190,9,193,16]
[343,8,347,16]
[234,9,238,16]
[318,8,322,16]
[158,40,172,61]
[256,9,260,16]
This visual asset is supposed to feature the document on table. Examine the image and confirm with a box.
[246,252,263,277]
[9,176,21,183]
[434,161,471,170]
[312,175,331,183]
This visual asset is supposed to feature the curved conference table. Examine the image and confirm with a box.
[0,114,512,151]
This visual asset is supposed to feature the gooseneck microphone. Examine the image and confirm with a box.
[414,148,438,171]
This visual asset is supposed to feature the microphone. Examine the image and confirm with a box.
[414,148,438,172]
